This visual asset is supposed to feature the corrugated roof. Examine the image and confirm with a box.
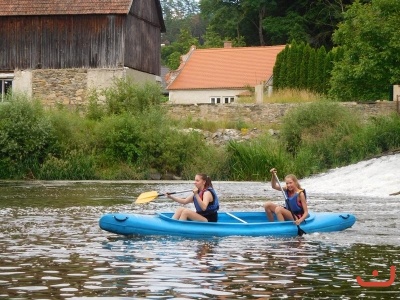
[167,45,286,90]
[0,0,133,16]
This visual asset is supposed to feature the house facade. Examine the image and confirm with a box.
[0,0,165,105]
[166,43,286,104]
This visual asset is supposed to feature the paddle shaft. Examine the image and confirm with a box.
[273,173,305,236]
[158,189,193,197]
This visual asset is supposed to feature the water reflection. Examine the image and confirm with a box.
[0,181,399,299]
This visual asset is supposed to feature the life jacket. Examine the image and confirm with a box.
[285,189,306,215]
[193,187,219,216]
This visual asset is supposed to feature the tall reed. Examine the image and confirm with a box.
[226,136,293,181]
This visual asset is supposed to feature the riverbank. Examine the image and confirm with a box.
[1,89,400,181]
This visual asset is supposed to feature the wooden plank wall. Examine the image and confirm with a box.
[125,0,162,75]
[0,15,125,69]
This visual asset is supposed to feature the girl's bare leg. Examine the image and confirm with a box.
[179,209,208,222]
[275,206,294,221]
[172,207,185,220]
[264,202,278,222]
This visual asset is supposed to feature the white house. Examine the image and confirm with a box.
[166,43,286,104]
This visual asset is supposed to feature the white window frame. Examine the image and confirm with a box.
[223,96,234,104]
[210,96,223,104]
[0,73,14,102]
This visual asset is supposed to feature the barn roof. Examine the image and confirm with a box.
[0,0,134,16]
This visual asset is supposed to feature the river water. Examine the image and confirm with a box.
[0,154,399,299]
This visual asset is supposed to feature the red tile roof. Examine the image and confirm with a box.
[167,45,286,90]
[0,0,133,16]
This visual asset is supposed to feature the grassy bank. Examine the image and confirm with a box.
[1,81,399,181]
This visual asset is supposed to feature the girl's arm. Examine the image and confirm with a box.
[296,191,308,224]
[167,193,193,204]
[270,168,281,191]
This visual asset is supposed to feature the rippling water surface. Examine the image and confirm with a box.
[0,155,399,299]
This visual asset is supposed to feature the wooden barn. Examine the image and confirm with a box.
[0,0,165,105]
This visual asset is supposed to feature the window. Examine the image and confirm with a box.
[0,75,13,102]
[210,96,233,104]
[223,97,234,104]
[210,97,221,104]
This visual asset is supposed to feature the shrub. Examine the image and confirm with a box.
[280,101,359,155]
[38,150,97,180]
[47,108,97,155]
[103,78,162,115]
[93,108,208,176]
[0,95,55,178]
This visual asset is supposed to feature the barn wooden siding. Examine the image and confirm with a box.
[0,9,163,75]
[0,15,125,69]
[125,0,163,75]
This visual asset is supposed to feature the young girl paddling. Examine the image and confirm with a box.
[264,168,309,225]
[166,173,220,222]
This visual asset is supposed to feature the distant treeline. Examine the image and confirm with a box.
[162,0,399,102]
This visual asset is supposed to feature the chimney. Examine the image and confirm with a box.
[224,41,232,48]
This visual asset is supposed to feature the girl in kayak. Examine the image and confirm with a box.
[264,168,308,225]
[166,173,220,222]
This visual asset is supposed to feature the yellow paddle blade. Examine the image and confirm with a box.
[135,191,161,204]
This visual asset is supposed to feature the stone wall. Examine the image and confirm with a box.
[165,101,399,125]
[21,68,160,107]
[32,69,88,106]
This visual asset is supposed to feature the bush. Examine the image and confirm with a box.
[38,150,97,180]
[103,78,162,115]
[280,101,359,155]
[93,108,208,176]
[0,95,55,178]
[47,108,97,155]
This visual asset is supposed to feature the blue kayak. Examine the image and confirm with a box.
[99,211,356,238]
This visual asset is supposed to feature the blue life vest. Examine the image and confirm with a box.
[193,187,219,216]
[285,189,306,215]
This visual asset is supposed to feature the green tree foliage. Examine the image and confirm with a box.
[203,25,224,48]
[161,0,205,43]
[263,11,309,46]
[273,42,337,95]
[273,45,289,89]
[298,44,311,89]
[203,25,246,48]
[200,0,354,48]
[330,0,400,101]
[161,28,199,69]
[315,46,327,92]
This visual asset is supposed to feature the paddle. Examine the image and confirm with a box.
[273,173,306,236]
[135,189,192,204]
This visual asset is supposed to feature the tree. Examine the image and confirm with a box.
[299,44,311,89]
[199,0,359,48]
[161,0,206,43]
[202,25,225,48]
[330,0,400,101]
[161,28,200,69]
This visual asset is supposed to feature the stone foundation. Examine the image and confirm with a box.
[14,67,158,107]
[32,69,88,106]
